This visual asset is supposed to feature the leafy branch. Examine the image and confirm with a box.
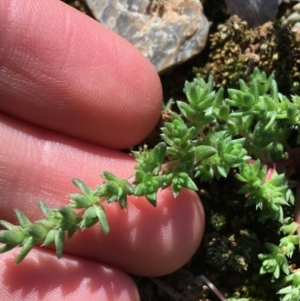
[1,68,300,300]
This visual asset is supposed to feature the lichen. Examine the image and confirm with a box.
[194,15,300,95]
[210,211,227,231]
[206,231,259,273]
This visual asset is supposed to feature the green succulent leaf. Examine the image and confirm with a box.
[14,209,32,228]
[58,206,79,225]
[170,172,197,197]
[0,228,25,245]
[69,193,94,208]
[133,142,166,175]
[93,204,109,235]
[72,178,93,195]
[67,226,77,239]
[195,145,216,161]
[38,200,53,219]
[0,220,16,230]
[27,224,48,241]
[79,206,98,229]
[258,243,289,278]
[42,229,55,246]
[0,244,17,254]
[54,229,65,259]
[16,236,35,264]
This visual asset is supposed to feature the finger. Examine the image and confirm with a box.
[0,114,205,277]
[0,0,162,149]
[0,248,139,301]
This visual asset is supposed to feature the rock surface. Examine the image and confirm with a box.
[84,0,209,73]
[224,0,300,28]
[224,0,279,28]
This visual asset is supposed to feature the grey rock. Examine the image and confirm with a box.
[84,0,209,73]
[224,0,279,28]
[224,0,300,28]
[279,0,300,3]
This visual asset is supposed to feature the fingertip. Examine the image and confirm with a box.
[64,188,205,277]
[0,248,140,301]
[126,188,205,276]
[0,0,162,149]
[114,188,205,276]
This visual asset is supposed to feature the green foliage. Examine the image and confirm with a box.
[258,243,289,279]
[1,68,300,300]
[278,273,300,301]
[237,163,294,222]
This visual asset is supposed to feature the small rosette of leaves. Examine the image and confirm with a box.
[222,68,300,160]
[94,172,134,209]
[279,235,299,258]
[279,272,300,301]
[77,204,109,234]
[258,243,289,279]
[134,171,166,206]
[225,68,290,124]
[69,178,100,208]
[279,222,300,258]
[164,168,198,198]
[131,142,167,206]
[194,131,249,182]
[178,75,216,131]
[161,114,196,162]
[133,142,166,175]
[236,160,294,222]
[133,165,197,204]
[280,222,299,235]
[70,178,112,232]
[74,172,135,230]
[244,120,291,161]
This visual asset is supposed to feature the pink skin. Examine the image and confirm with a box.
[0,0,205,300]
[0,0,162,149]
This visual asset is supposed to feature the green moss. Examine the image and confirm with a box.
[194,15,300,96]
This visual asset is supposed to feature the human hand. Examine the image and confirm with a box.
[0,0,205,300]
